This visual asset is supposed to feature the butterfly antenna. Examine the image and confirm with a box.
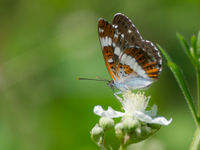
[96,76,107,80]
[77,77,109,82]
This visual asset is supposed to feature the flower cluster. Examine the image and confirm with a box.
[90,91,172,148]
[94,91,172,126]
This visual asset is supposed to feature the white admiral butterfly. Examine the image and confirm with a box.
[98,13,162,91]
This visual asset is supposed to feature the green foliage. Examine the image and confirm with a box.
[158,32,200,150]
[157,44,198,126]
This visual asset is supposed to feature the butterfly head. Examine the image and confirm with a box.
[107,80,115,90]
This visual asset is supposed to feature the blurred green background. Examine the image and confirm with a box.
[0,0,200,150]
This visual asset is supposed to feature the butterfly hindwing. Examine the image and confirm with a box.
[112,14,162,80]
[142,40,162,72]
[117,46,160,80]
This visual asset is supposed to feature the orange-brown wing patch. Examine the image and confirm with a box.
[98,19,115,39]
[98,19,117,80]
[116,62,138,80]
[143,66,159,79]
[98,18,127,57]
[142,62,157,68]
[122,64,134,75]
[116,63,136,75]
[142,41,162,70]
[142,61,159,79]
[98,19,127,81]
[117,47,160,79]
[103,46,116,80]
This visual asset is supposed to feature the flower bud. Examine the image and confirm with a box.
[122,118,139,132]
[99,117,114,130]
[141,126,151,136]
[132,124,161,143]
[90,124,104,146]
[135,127,141,137]
[115,122,123,139]
[91,124,104,135]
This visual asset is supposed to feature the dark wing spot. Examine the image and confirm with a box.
[131,36,135,41]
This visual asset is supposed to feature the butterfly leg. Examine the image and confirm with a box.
[114,91,123,103]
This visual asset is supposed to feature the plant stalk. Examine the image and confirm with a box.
[197,69,200,118]
[190,128,200,150]
[119,145,126,150]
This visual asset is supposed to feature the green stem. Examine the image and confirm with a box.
[157,45,199,126]
[119,145,126,150]
[101,136,106,150]
[190,128,200,150]
[101,146,106,150]
[197,69,200,118]
[169,61,199,127]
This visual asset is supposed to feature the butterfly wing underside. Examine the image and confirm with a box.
[98,13,162,90]
[113,13,162,81]
[112,13,143,47]
[116,47,160,80]
[98,18,126,81]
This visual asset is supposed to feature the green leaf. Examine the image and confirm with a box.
[197,31,200,57]
[176,33,190,56]
[177,33,199,69]
[157,44,199,127]
[191,35,197,59]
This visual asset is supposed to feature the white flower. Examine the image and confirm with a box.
[94,91,172,126]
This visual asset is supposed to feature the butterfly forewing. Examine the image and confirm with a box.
[112,13,143,47]
[98,18,127,80]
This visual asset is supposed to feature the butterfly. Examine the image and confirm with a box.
[98,13,162,92]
